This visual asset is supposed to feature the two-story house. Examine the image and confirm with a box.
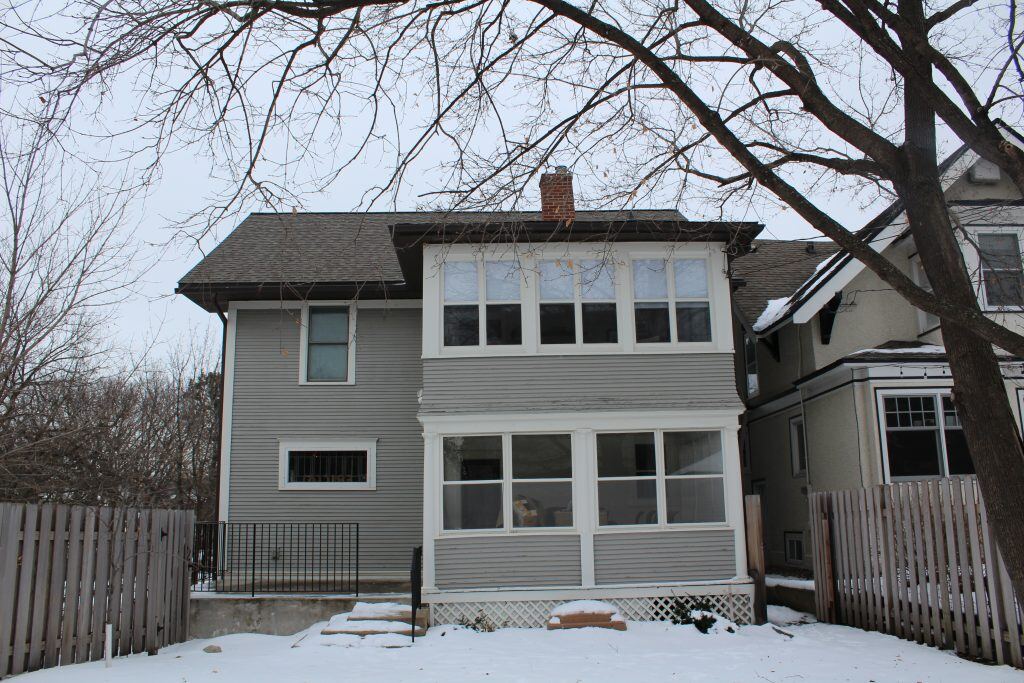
[176,169,764,626]
[733,131,1024,573]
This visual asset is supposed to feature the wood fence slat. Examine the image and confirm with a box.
[996,548,1023,668]
[106,509,125,657]
[907,483,927,644]
[27,505,54,672]
[950,479,977,656]
[809,494,826,619]
[856,489,877,631]
[840,491,857,626]
[131,509,150,655]
[144,510,162,654]
[863,487,880,631]
[964,480,992,660]
[89,507,112,661]
[977,489,1006,665]
[831,493,847,625]
[43,506,68,668]
[0,503,25,678]
[59,506,84,666]
[182,511,195,642]
[919,480,941,647]
[879,484,900,636]
[119,511,138,655]
[74,507,98,664]
[927,481,952,649]
[891,482,909,640]
[941,479,967,652]
[162,509,178,646]
[845,490,862,629]
[11,504,39,675]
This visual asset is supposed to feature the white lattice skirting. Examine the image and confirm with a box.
[429,590,754,628]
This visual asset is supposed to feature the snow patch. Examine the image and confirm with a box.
[849,345,946,355]
[348,601,411,618]
[765,574,815,590]
[767,605,817,627]
[754,296,793,332]
[550,600,618,617]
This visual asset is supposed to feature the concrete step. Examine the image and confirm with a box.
[321,617,426,637]
[345,602,427,627]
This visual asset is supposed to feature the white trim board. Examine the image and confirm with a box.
[218,310,237,523]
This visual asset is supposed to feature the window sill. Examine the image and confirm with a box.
[594,523,732,534]
[279,483,376,491]
[437,528,580,539]
[298,380,356,386]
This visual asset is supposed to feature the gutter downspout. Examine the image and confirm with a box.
[213,297,227,524]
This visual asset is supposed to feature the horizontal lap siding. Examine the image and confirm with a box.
[435,535,582,589]
[594,530,736,584]
[228,308,422,575]
[420,355,743,414]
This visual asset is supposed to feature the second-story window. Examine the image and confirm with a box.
[978,233,1024,308]
[632,258,712,344]
[539,258,619,346]
[443,259,522,347]
[306,306,351,382]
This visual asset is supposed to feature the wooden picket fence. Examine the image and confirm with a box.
[809,479,1023,668]
[0,502,195,678]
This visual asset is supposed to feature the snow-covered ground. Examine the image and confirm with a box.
[15,607,1022,683]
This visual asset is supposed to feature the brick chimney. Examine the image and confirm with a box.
[539,166,576,222]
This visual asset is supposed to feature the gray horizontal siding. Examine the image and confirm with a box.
[594,530,736,584]
[420,355,742,414]
[435,535,582,589]
[228,307,422,575]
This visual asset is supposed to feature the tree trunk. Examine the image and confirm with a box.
[900,0,1024,601]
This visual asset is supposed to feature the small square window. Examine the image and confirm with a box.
[784,531,804,564]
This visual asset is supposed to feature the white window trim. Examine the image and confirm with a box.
[971,226,1024,312]
[789,416,806,477]
[627,253,716,348]
[783,531,805,565]
[439,431,577,536]
[594,429,729,531]
[298,303,358,385]
[422,242,733,358]
[278,438,377,491]
[875,388,967,482]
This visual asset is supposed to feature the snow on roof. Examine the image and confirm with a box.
[849,345,946,356]
[754,297,794,332]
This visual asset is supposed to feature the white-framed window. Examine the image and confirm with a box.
[784,531,804,565]
[630,257,712,344]
[744,333,759,398]
[595,430,726,527]
[278,439,377,490]
[877,390,974,480]
[441,433,574,532]
[789,416,807,477]
[299,305,356,385]
[977,231,1024,309]
[910,256,940,333]
[537,258,619,346]
[443,259,524,348]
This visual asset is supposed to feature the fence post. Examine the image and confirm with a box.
[744,494,767,625]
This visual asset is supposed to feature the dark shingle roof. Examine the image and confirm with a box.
[731,239,840,325]
[178,209,690,286]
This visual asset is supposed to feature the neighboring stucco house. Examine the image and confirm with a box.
[733,135,1024,573]
[176,169,764,625]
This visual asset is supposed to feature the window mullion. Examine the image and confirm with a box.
[502,432,512,532]
[655,429,667,526]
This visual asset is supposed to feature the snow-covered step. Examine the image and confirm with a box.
[345,601,427,627]
[546,600,627,631]
[320,610,426,637]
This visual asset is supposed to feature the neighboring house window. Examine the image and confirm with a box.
[879,392,974,479]
[441,433,574,531]
[978,233,1024,308]
[784,531,804,565]
[790,416,807,477]
[278,439,377,490]
[631,258,711,344]
[538,259,619,346]
[596,430,726,526]
[744,334,759,397]
[444,260,523,347]
[910,256,940,332]
[303,306,353,383]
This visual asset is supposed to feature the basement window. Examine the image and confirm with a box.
[279,440,377,490]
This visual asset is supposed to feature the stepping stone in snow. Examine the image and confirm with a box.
[546,600,627,632]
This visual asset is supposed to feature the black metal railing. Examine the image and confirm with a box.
[410,545,423,642]
[191,522,359,596]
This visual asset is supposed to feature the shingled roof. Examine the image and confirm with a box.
[177,209,761,310]
[731,239,840,326]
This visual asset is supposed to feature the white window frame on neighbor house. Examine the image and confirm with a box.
[784,531,804,565]
[438,431,578,536]
[875,388,973,482]
[278,438,377,491]
[789,416,807,477]
[421,242,732,358]
[970,227,1024,311]
[298,303,358,385]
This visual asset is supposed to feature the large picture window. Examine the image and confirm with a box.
[596,430,726,526]
[631,258,712,344]
[442,433,574,531]
[879,392,974,479]
[304,306,351,382]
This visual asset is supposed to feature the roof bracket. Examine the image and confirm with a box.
[818,293,843,345]
[763,331,781,362]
